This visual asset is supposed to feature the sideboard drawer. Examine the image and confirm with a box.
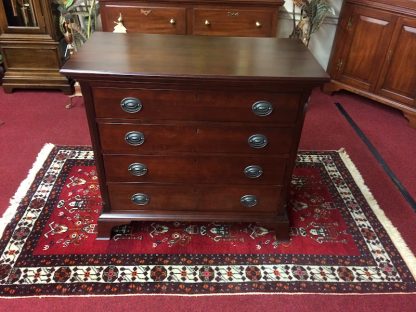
[93,87,301,124]
[100,4,186,34]
[98,123,294,155]
[103,154,287,185]
[107,183,283,213]
[191,7,276,37]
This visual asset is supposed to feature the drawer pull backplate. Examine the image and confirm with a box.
[240,194,258,208]
[248,134,268,149]
[128,163,148,176]
[125,131,145,146]
[244,165,263,179]
[131,193,150,205]
[120,97,142,113]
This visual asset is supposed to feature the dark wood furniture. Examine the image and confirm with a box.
[325,0,416,127]
[99,0,284,37]
[61,32,328,240]
[0,0,71,94]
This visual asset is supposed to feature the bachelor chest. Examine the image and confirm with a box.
[61,32,328,240]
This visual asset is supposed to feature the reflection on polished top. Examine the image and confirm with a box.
[61,32,329,81]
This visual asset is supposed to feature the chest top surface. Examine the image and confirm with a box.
[60,32,328,83]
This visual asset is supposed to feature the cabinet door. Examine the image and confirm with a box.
[375,17,416,107]
[331,5,396,92]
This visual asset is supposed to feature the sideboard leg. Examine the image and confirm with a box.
[403,111,416,128]
[96,220,130,240]
[321,81,343,95]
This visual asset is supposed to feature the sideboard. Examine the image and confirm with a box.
[99,0,284,37]
[325,0,416,127]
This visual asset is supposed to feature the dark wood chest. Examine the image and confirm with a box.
[61,32,328,240]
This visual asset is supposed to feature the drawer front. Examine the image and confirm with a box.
[192,8,275,37]
[101,4,186,34]
[103,154,287,185]
[99,123,294,155]
[108,183,283,213]
[93,87,301,124]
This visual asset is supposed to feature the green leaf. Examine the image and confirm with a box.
[65,0,74,8]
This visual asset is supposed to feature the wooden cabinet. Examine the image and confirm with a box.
[60,33,328,240]
[325,0,416,127]
[0,0,71,93]
[100,0,283,37]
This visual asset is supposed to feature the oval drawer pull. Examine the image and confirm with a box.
[120,97,142,113]
[125,131,145,146]
[128,163,148,176]
[240,195,258,208]
[244,165,263,179]
[131,193,150,206]
[252,101,273,116]
[248,134,268,149]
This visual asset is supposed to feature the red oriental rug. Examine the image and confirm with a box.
[0,145,415,297]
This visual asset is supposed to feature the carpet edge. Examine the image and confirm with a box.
[337,148,416,279]
[0,143,55,238]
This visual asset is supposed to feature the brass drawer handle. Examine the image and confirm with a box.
[252,101,273,116]
[120,97,142,113]
[128,163,148,176]
[131,193,150,205]
[169,18,176,25]
[255,21,262,28]
[205,20,211,26]
[244,165,263,179]
[125,131,145,146]
[248,134,268,149]
[240,195,258,208]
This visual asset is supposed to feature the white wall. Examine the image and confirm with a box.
[277,0,344,70]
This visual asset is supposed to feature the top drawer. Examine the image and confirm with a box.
[191,7,276,37]
[100,4,186,34]
[92,87,301,124]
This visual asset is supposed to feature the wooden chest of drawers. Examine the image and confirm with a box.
[61,32,328,240]
[99,0,283,37]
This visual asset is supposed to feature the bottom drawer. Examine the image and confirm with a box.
[107,183,283,213]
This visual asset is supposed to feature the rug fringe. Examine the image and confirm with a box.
[0,143,55,238]
[337,148,416,279]
[0,291,415,299]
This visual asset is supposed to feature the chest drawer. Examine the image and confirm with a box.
[98,123,294,155]
[107,183,283,213]
[103,154,287,185]
[93,87,301,124]
[100,4,186,34]
[191,7,276,37]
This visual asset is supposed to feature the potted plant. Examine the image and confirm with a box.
[53,0,99,57]
[290,0,335,46]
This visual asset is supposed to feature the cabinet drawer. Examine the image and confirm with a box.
[98,123,294,155]
[93,87,301,124]
[191,7,275,37]
[107,183,283,213]
[101,4,186,34]
[103,154,287,185]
